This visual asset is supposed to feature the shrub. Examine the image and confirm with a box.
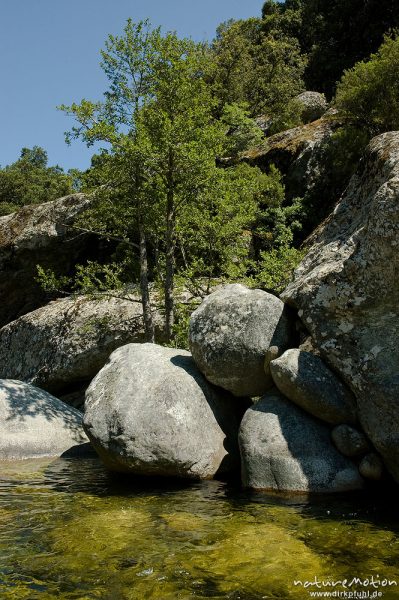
[335,35,399,135]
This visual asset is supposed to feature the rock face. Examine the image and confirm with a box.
[84,343,239,479]
[0,293,164,395]
[282,132,399,482]
[189,284,293,397]
[239,391,363,493]
[241,116,341,205]
[296,91,328,123]
[0,193,109,328]
[0,379,89,459]
[270,349,357,425]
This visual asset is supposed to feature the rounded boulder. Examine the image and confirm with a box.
[189,284,293,397]
[270,349,357,425]
[239,391,363,493]
[0,379,89,459]
[83,343,239,479]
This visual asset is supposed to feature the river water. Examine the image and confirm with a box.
[1,457,399,599]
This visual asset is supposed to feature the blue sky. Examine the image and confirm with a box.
[0,0,264,172]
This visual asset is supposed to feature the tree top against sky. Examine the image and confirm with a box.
[0,0,264,172]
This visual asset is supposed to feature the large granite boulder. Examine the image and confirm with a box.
[189,284,293,397]
[270,349,357,425]
[282,132,399,482]
[0,193,109,328]
[0,379,89,459]
[239,391,363,493]
[0,293,164,395]
[84,343,239,479]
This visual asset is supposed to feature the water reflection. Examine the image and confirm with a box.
[0,458,399,599]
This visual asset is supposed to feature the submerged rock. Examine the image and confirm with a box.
[270,349,357,425]
[239,390,363,493]
[282,132,399,482]
[0,379,89,459]
[84,343,239,479]
[0,293,165,395]
[189,284,293,397]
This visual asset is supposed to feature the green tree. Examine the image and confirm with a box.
[262,0,399,98]
[60,19,303,345]
[61,20,240,341]
[0,146,76,215]
[335,35,399,135]
[220,103,264,157]
[208,17,306,125]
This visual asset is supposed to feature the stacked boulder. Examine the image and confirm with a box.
[188,284,293,397]
[189,284,366,493]
[1,131,396,494]
[78,279,384,491]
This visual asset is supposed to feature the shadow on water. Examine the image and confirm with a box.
[42,456,208,498]
[2,455,399,599]
[41,455,399,535]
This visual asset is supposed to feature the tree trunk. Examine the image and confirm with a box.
[164,148,175,342]
[139,219,155,343]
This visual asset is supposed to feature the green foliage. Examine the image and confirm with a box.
[328,125,370,181]
[73,261,126,294]
[168,299,200,350]
[240,166,305,294]
[220,103,264,156]
[61,20,238,340]
[177,163,265,286]
[57,17,323,345]
[253,166,302,248]
[250,245,304,293]
[36,265,71,296]
[36,261,128,299]
[262,0,399,98]
[0,202,19,217]
[208,17,306,123]
[335,35,399,135]
[0,146,77,215]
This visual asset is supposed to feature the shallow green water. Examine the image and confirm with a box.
[1,458,399,599]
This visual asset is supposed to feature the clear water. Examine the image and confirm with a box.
[1,457,399,599]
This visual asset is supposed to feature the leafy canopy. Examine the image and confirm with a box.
[0,146,76,216]
[335,35,399,135]
[208,16,306,129]
[262,0,399,98]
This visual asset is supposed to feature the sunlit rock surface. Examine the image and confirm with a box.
[0,379,89,459]
[84,343,239,479]
[189,284,293,397]
[0,293,165,395]
[282,132,399,482]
